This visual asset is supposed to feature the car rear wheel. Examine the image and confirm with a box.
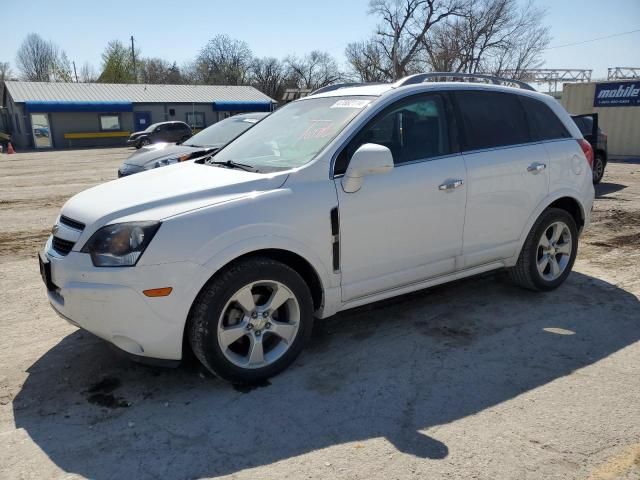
[509,208,578,291]
[188,257,314,385]
[592,154,605,184]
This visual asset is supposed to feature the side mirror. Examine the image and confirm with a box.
[342,143,394,193]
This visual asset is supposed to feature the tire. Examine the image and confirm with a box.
[592,154,605,184]
[509,208,578,292]
[138,137,151,148]
[188,257,314,385]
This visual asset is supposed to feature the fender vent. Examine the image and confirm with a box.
[330,207,340,272]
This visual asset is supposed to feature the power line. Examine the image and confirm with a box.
[544,28,640,50]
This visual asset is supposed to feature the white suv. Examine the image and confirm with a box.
[40,74,595,384]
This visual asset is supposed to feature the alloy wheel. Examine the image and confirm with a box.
[536,221,572,281]
[217,280,301,369]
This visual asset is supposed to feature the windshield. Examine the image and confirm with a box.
[211,96,373,171]
[184,115,265,147]
[144,123,161,133]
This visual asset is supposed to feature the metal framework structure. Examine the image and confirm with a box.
[499,69,592,92]
[607,67,640,80]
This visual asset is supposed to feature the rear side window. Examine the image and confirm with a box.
[455,91,529,150]
[520,97,571,141]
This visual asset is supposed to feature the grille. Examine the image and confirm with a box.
[52,236,75,256]
[59,215,85,231]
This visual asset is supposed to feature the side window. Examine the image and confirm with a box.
[334,95,450,174]
[521,97,571,141]
[455,91,529,150]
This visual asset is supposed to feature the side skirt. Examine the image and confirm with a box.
[337,261,506,313]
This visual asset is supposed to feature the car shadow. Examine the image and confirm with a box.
[12,271,640,479]
[595,182,626,198]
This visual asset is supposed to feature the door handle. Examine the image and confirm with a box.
[527,162,546,173]
[439,179,464,191]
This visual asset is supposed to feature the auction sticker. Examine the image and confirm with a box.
[330,99,371,109]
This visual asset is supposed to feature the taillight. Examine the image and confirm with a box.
[578,138,594,169]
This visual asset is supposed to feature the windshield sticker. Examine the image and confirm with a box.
[330,99,371,109]
[300,120,335,140]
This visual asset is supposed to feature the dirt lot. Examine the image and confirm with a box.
[1,148,639,480]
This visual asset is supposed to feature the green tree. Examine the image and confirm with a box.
[98,40,137,83]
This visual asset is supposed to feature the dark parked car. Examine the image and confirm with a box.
[118,112,269,177]
[572,113,608,184]
[126,121,193,149]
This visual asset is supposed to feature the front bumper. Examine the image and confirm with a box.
[42,237,209,361]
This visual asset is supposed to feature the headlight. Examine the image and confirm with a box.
[149,153,192,170]
[81,222,160,267]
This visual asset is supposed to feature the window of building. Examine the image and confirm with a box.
[455,91,529,151]
[186,112,205,128]
[100,114,121,131]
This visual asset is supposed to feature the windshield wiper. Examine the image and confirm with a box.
[207,159,259,172]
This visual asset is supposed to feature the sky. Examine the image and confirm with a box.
[2,0,639,84]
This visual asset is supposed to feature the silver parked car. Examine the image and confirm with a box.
[118,112,269,177]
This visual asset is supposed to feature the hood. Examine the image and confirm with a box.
[61,162,288,234]
[124,143,206,167]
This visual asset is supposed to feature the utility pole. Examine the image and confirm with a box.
[72,61,79,82]
[131,35,137,83]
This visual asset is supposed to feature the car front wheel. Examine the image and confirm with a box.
[188,257,314,385]
[509,208,578,291]
[138,137,151,148]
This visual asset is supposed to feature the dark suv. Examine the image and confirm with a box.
[572,114,608,184]
[126,121,193,149]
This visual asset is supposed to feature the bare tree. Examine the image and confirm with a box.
[138,58,183,84]
[1,62,12,101]
[250,57,287,99]
[16,33,71,82]
[345,40,390,82]
[79,62,97,83]
[0,62,11,83]
[368,0,464,80]
[424,0,551,77]
[190,35,253,85]
[285,51,342,90]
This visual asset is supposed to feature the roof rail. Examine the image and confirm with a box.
[310,82,385,96]
[395,72,535,91]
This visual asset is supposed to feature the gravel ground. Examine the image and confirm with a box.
[1,148,639,480]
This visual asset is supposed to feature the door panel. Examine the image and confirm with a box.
[337,155,467,301]
[462,143,549,267]
[30,113,52,148]
[134,112,152,132]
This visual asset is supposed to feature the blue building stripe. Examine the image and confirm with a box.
[25,101,133,113]
[212,101,272,112]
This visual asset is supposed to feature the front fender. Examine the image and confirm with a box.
[200,232,337,290]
